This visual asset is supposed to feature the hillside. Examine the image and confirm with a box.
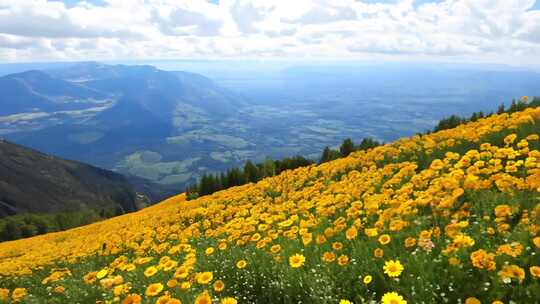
[0,107,539,303]
[0,139,144,217]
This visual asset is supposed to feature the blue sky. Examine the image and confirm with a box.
[1,0,540,65]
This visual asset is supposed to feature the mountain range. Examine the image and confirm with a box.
[1,62,244,188]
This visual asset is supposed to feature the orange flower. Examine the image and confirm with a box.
[322,251,336,263]
[470,249,496,271]
[337,255,349,266]
[214,280,225,292]
[465,297,481,304]
[194,291,212,304]
[404,237,416,248]
[529,266,540,278]
[345,226,358,240]
[122,294,142,304]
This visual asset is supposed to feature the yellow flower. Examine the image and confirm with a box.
[378,234,391,245]
[156,295,172,304]
[163,260,178,272]
[11,288,27,302]
[221,297,238,304]
[448,257,461,266]
[339,300,352,304]
[196,272,214,285]
[270,244,281,254]
[159,256,171,265]
[332,242,343,250]
[214,280,225,292]
[503,134,517,146]
[289,254,306,268]
[145,283,164,297]
[218,242,228,250]
[53,285,65,293]
[0,289,9,300]
[530,266,540,278]
[205,247,215,255]
[345,226,358,240]
[365,228,378,237]
[167,279,178,288]
[381,292,406,304]
[144,266,158,277]
[494,205,512,218]
[195,291,212,304]
[96,269,108,279]
[534,237,540,248]
[363,275,372,284]
[383,260,404,278]
[84,271,98,284]
[404,237,416,248]
[180,282,191,290]
[430,159,445,170]
[236,259,247,269]
[174,265,190,279]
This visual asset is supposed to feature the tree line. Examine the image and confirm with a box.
[186,137,382,199]
[0,206,124,242]
[432,97,539,133]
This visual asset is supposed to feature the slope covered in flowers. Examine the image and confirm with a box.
[0,107,540,304]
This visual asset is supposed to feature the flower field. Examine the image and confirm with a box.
[0,107,539,304]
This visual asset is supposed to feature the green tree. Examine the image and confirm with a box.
[1,219,22,240]
[358,138,381,151]
[340,138,355,157]
[497,103,505,114]
[319,147,332,164]
[263,159,276,177]
[244,160,260,183]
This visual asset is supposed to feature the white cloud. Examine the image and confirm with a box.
[0,0,539,65]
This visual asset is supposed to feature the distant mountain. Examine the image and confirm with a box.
[0,139,144,217]
[1,63,245,187]
[0,70,107,115]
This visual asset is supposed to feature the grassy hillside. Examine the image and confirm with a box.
[0,107,539,303]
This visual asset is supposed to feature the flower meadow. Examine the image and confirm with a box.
[0,107,540,304]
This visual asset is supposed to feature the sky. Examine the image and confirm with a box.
[1,0,540,66]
